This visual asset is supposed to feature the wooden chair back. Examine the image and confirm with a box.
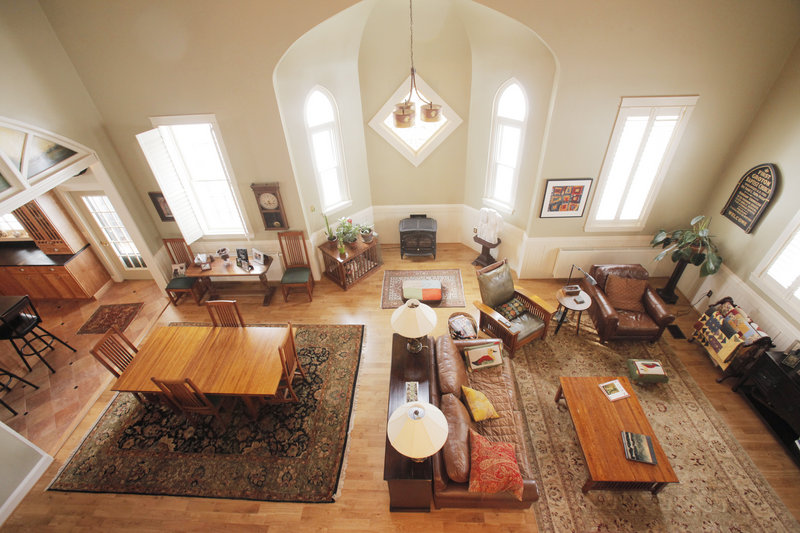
[278,231,310,270]
[163,238,195,266]
[90,326,138,378]
[205,300,244,327]
[270,322,306,403]
[151,377,222,423]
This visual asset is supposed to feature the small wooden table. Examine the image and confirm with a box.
[319,238,382,290]
[554,376,678,494]
[186,256,271,301]
[554,289,591,335]
[113,325,284,419]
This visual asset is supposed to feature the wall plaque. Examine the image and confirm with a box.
[721,163,777,233]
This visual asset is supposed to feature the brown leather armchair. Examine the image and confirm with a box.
[580,264,675,343]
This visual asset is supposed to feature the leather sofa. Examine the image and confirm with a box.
[580,264,675,343]
[429,334,539,509]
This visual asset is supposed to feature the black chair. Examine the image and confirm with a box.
[0,295,75,374]
[0,367,38,416]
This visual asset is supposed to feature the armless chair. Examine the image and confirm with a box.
[474,259,554,356]
[0,295,75,373]
[265,322,307,404]
[163,238,208,306]
[205,300,245,327]
[90,326,138,378]
[151,377,228,428]
[277,231,314,302]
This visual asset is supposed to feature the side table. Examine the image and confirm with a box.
[554,289,591,335]
[383,333,433,511]
[318,238,382,290]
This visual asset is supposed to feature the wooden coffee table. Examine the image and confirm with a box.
[555,376,678,494]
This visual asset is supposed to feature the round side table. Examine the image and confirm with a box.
[554,289,592,335]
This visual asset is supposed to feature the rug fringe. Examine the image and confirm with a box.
[334,325,366,501]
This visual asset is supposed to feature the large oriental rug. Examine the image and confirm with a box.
[50,324,364,503]
[380,269,465,309]
[512,332,799,531]
[76,303,143,335]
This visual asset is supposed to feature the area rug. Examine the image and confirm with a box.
[49,324,364,503]
[76,303,143,335]
[380,269,465,308]
[511,333,799,532]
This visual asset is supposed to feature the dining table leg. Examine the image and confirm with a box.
[241,396,260,421]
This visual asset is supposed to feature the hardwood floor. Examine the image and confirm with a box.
[3,243,799,531]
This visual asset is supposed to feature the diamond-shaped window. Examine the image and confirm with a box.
[368,75,461,167]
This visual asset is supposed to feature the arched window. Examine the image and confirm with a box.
[485,81,527,210]
[305,87,350,212]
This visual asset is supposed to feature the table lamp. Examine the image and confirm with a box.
[387,401,449,461]
[391,298,437,353]
[564,264,597,295]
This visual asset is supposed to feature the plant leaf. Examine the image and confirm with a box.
[651,230,667,245]
[690,215,705,226]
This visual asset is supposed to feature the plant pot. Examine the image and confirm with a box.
[361,231,374,243]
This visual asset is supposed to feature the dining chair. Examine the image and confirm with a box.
[0,295,75,373]
[90,326,138,378]
[151,377,228,427]
[205,300,244,327]
[277,231,314,302]
[1,366,39,417]
[163,238,208,306]
[266,321,307,403]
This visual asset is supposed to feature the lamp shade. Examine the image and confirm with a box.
[391,298,437,339]
[387,401,449,460]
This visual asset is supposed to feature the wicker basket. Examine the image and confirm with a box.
[448,312,478,340]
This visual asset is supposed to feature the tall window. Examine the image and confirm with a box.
[137,115,246,244]
[82,195,146,269]
[753,214,800,313]
[485,81,527,211]
[587,96,698,231]
[305,88,350,213]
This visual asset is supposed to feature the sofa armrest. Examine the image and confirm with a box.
[643,286,675,326]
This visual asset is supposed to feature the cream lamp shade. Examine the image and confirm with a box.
[390,298,437,353]
[387,401,449,461]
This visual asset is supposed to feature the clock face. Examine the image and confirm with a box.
[258,192,279,210]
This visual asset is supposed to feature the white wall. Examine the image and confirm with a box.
[0,422,52,526]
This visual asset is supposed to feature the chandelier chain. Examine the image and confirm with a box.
[405,0,431,106]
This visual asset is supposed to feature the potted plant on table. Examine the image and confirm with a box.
[650,215,723,303]
[358,223,374,243]
[335,217,359,244]
[323,214,337,242]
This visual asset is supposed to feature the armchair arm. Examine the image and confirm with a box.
[473,300,515,329]
[473,300,519,352]
[643,286,675,327]
[581,280,619,342]
[513,287,555,336]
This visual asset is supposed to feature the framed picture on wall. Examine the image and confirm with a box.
[540,178,593,218]
[148,192,175,222]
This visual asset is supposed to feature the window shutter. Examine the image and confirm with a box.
[136,129,203,245]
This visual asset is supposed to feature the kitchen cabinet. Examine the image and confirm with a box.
[12,191,88,255]
[0,246,110,299]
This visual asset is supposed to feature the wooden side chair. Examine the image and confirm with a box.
[277,231,314,302]
[266,322,307,403]
[163,238,208,306]
[151,377,228,428]
[473,259,554,356]
[206,300,244,327]
[90,326,138,378]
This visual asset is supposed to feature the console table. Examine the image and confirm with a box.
[318,238,381,290]
[383,333,433,511]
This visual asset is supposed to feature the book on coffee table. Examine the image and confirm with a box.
[621,431,657,465]
[598,379,630,401]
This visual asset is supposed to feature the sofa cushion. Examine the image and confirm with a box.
[439,393,472,483]
[605,274,647,312]
[462,386,500,421]
[477,262,515,308]
[468,429,524,500]
[494,297,526,321]
[436,335,468,395]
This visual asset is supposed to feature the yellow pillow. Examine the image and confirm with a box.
[461,385,500,422]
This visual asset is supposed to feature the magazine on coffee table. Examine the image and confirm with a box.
[598,379,630,401]
[621,431,657,464]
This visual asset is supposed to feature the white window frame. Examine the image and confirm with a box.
[304,87,351,214]
[137,114,250,244]
[751,209,800,316]
[81,194,147,270]
[586,96,699,232]
[483,79,528,213]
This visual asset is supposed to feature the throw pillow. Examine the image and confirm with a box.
[461,385,500,421]
[494,297,526,321]
[468,429,524,500]
[604,274,647,313]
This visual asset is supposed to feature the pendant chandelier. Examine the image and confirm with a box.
[393,0,442,128]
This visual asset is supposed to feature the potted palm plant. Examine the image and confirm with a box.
[650,215,722,303]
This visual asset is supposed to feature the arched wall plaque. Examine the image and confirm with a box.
[721,163,778,233]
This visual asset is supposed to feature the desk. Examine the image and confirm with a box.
[186,256,271,301]
[113,325,284,418]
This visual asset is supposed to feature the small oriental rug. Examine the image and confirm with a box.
[50,324,364,503]
[380,269,465,309]
[511,332,799,531]
[76,303,143,335]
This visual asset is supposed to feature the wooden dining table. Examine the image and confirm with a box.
[112,325,285,418]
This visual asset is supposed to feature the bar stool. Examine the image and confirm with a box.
[0,295,75,374]
[0,367,38,416]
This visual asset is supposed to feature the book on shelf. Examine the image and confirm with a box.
[633,360,666,376]
[621,431,657,465]
[598,379,630,401]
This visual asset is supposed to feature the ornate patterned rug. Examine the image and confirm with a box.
[380,269,465,308]
[76,303,143,335]
[50,324,364,503]
[511,332,799,531]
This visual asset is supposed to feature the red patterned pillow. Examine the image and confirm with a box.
[468,429,523,500]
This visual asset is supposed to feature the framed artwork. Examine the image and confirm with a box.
[149,192,174,222]
[540,178,593,218]
[251,248,265,265]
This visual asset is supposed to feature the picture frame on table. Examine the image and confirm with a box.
[148,192,174,222]
[540,178,593,218]
[251,248,265,265]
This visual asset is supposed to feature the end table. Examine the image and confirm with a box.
[554,288,591,335]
